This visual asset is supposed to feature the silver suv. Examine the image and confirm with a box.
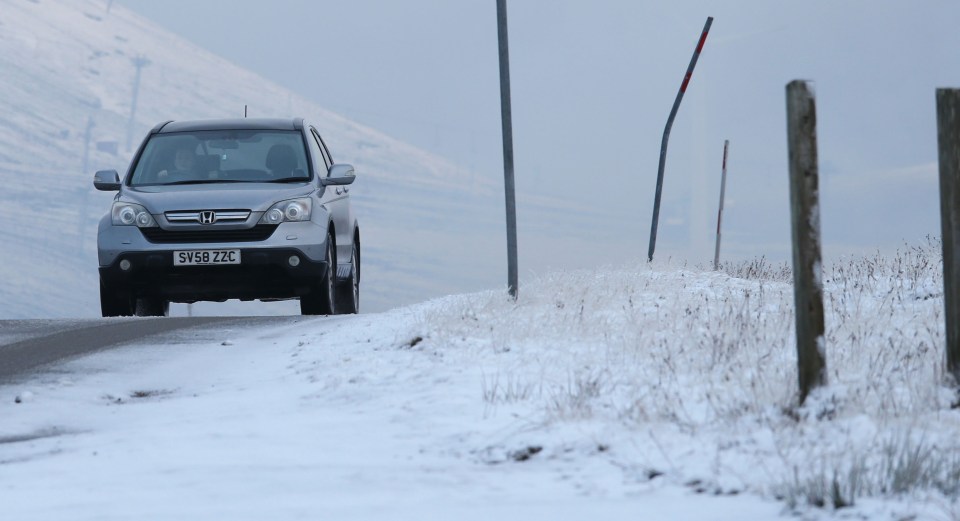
[94,118,360,317]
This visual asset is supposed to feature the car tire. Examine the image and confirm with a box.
[100,278,134,317]
[335,240,360,315]
[135,297,169,317]
[300,231,336,316]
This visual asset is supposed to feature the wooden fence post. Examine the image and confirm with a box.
[937,88,960,385]
[786,80,827,405]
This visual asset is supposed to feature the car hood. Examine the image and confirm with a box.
[120,183,316,213]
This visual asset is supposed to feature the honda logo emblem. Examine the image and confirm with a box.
[198,211,217,225]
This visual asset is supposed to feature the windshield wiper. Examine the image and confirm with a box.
[265,177,310,183]
[162,179,250,186]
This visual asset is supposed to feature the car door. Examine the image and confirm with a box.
[309,127,353,267]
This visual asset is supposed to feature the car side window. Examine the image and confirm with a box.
[309,128,331,171]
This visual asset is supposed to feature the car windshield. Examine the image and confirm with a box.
[129,130,311,186]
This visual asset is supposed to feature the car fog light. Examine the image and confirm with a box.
[288,255,300,267]
[119,259,132,271]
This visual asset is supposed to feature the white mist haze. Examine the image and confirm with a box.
[125,0,960,262]
[1,0,958,318]
[1,0,606,317]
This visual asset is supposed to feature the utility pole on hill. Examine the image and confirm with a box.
[126,55,150,153]
[78,116,95,251]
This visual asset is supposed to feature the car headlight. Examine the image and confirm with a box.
[259,198,312,224]
[111,202,157,227]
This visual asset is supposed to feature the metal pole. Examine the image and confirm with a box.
[497,0,519,299]
[786,80,827,406]
[648,16,713,262]
[936,88,960,385]
[713,139,729,271]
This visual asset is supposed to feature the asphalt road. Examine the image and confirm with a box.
[0,316,305,384]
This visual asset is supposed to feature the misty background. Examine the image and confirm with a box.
[0,0,958,318]
[123,0,960,261]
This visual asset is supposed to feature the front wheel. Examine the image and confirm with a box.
[300,231,336,316]
[135,297,169,317]
[100,278,134,317]
[335,240,360,315]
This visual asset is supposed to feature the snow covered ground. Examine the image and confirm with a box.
[2,242,957,520]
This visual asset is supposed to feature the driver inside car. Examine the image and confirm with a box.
[157,145,198,180]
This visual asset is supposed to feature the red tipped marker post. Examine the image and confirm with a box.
[648,16,713,262]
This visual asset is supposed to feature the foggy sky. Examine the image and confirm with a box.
[122,0,960,266]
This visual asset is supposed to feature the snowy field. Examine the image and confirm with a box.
[2,242,958,520]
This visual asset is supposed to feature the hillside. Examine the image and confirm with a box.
[0,0,560,317]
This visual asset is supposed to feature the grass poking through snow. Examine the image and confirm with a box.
[413,237,959,516]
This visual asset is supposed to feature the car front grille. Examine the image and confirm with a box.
[139,225,278,244]
[165,210,251,224]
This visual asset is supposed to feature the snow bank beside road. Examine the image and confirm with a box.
[1,246,957,519]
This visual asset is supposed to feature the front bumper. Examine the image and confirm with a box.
[99,248,327,302]
[98,219,329,266]
[98,220,329,303]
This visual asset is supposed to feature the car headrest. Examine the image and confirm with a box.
[198,154,220,172]
[266,144,297,173]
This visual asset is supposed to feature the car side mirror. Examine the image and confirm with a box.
[322,163,356,186]
[94,170,121,191]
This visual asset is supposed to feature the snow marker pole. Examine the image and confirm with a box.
[648,16,713,262]
[713,139,729,271]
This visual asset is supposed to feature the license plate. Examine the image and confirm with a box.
[173,249,241,266]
